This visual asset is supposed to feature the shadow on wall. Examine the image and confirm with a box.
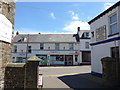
[58,73,104,89]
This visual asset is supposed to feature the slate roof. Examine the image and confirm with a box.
[13,34,79,43]
[88,1,120,24]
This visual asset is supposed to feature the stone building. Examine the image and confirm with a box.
[0,0,15,89]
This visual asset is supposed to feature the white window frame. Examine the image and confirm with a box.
[109,13,118,35]
[69,43,74,50]
[55,43,59,50]
[85,42,89,49]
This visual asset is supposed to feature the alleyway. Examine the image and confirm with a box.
[38,65,104,89]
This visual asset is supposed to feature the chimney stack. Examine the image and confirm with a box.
[16,31,19,35]
[78,27,80,31]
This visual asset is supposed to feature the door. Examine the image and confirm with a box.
[65,55,73,65]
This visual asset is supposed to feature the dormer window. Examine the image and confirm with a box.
[81,32,90,38]
[17,37,26,42]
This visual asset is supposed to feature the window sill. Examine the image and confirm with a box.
[108,32,119,37]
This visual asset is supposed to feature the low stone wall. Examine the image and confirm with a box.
[4,63,25,88]
[4,56,40,89]
[101,57,120,87]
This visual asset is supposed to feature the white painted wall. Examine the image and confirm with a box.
[80,39,91,51]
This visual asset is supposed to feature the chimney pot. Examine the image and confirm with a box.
[78,27,80,31]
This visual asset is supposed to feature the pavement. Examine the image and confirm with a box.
[38,65,104,89]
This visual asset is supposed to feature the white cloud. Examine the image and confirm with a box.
[69,11,79,20]
[104,3,115,10]
[63,21,90,33]
[63,10,90,33]
[50,12,56,19]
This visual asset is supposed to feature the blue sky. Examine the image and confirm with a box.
[14,2,117,34]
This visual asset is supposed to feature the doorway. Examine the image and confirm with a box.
[65,55,73,65]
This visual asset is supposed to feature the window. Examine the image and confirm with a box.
[85,32,89,38]
[48,47,50,50]
[85,42,89,49]
[69,43,74,50]
[63,47,65,50]
[40,43,44,50]
[109,13,118,34]
[55,43,59,50]
[28,46,31,53]
[14,46,17,53]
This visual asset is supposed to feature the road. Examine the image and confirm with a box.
[38,65,104,89]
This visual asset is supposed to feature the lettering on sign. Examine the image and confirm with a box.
[96,25,106,41]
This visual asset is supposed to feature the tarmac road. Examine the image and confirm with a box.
[38,65,104,89]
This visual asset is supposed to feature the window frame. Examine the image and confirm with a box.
[85,42,89,49]
[40,43,44,50]
[55,43,59,50]
[69,43,74,50]
[13,46,17,53]
[28,46,31,53]
[109,13,118,35]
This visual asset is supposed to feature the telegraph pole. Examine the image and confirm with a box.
[24,34,29,89]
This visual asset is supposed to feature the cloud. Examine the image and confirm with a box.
[104,3,115,10]
[62,10,90,33]
[63,21,90,33]
[50,12,56,19]
[69,11,79,20]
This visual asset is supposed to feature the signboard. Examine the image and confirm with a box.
[0,14,12,43]
[96,25,106,41]
[38,74,43,88]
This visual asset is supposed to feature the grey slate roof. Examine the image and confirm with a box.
[13,34,78,43]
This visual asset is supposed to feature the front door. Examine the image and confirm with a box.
[65,55,73,65]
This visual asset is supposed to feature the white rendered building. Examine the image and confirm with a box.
[12,29,91,65]
[88,1,120,76]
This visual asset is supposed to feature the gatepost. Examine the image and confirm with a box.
[25,56,40,88]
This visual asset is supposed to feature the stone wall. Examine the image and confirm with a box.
[0,0,15,24]
[101,57,120,87]
[4,56,40,89]
[0,0,15,89]
[4,63,25,88]
[0,42,12,89]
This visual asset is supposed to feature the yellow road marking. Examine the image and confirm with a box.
[43,72,88,77]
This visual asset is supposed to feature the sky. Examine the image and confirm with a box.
[14,1,118,34]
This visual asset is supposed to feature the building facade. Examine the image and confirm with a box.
[12,30,91,66]
[0,0,15,89]
[88,1,120,75]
